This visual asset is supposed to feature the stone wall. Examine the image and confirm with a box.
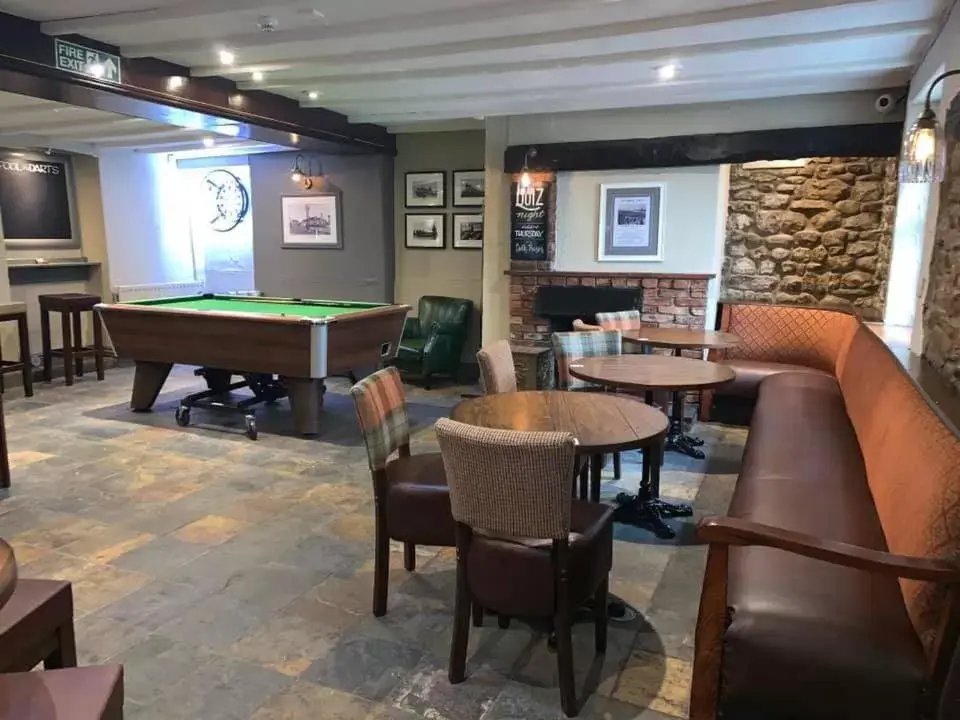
[922,99,960,388]
[722,157,898,320]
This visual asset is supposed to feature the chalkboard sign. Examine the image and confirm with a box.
[510,179,552,261]
[0,154,73,245]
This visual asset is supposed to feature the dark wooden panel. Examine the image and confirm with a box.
[0,11,394,154]
[98,307,314,377]
[504,122,904,173]
[325,305,410,375]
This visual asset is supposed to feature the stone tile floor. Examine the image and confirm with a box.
[0,366,746,720]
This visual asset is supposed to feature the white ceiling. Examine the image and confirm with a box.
[0,0,950,127]
[0,91,280,155]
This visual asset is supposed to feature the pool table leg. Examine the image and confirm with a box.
[131,361,173,411]
[286,377,323,436]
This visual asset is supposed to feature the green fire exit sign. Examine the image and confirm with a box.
[54,39,122,84]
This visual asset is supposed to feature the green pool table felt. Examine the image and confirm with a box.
[128,296,384,319]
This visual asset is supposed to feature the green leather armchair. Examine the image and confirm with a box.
[394,296,474,388]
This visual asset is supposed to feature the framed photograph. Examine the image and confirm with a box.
[598,183,664,262]
[405,213,445,249]
[452,213,483,250]
[452,170,485,207]
[405,171,446,208]
[282,194,341,248]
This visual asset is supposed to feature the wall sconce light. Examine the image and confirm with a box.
[520,147,537,188]
[290,154,324,189]
[900,70,960,183]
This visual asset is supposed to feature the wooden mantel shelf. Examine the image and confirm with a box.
[504,269,716,280]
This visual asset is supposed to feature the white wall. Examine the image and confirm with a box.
[553,166,729,326]
[99,150,195,287]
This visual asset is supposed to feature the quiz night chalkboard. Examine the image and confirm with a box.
[0,154,72,242]
[510,179,552,261]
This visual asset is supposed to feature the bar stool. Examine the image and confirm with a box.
[38,293,105,387]
[0,302,33,398]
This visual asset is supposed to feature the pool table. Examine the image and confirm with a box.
[96,295,411,435]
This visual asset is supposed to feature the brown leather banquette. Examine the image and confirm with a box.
[691,304,960,720]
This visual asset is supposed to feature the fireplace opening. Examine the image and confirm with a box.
[533,285,643,332]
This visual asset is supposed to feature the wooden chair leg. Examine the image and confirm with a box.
[40,308,52,382]
[72,311,83,376]
[613,452,621,480]
[594,577,608,654]
[44,621,78,669]
[497,614,511,630]
[471,601,484,627]
[590,453,602,504]
[373,511,389,617]
[17,313,32,397]
[93,312,105,381]
[556,608,578,717]
[404,541,416,571]
[61,312,74,387]
[449,558,471,684]
[578,462,588,500]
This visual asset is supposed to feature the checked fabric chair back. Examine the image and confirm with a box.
[477,340,518,396]
[551,330,622,390]
[594,309,642,331]
[349,366,410,471]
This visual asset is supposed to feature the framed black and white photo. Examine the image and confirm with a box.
[281,193,341,248]
[452,170,484,207]
[452,213,483,250]
[405,214,445,249]
[405,171,446,208]
[598,183,664,262]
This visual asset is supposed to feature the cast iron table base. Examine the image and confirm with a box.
[611,443,693,540]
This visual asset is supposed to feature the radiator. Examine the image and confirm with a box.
[111,281,204,303]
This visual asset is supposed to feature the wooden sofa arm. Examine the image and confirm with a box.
[698,516,960,583]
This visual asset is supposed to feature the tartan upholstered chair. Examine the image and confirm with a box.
[594,309,642,331]
[477,340,517,395]
[350,367,456,616]
[435,418,614,718]
[551,330,622,390]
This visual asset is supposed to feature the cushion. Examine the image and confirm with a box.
[0,665,123,720]
[718,359,832,398]
[466,501,613,617]
[840,327,960,658]
[722,372,927,719]
[385,452,455,547]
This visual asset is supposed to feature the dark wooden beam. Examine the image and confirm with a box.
[505,122,904,173]
[0,11,394,155]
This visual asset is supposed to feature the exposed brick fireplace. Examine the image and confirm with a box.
[508,267,711,345]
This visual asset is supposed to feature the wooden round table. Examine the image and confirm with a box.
[452,390,678,537]
[0,538,17,612]
[568,356,735,538]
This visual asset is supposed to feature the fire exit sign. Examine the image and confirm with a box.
[54,39,122,84]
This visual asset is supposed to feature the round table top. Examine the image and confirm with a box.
[450,390,668,454]
[622,327,740,349]
[569,355,736,392]
[0,539,16,612]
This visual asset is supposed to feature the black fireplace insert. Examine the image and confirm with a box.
[533,284,643,332]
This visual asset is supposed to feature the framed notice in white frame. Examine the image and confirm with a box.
[282,194,341,248]
[597,183,664,262]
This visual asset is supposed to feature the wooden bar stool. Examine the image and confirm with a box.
[0,302,32,398]
[38,293,105,387]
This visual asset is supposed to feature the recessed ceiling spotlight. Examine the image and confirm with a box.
[8,152,24,157]
[166,76,186,91]
[202,137,215,148]
[218,49,236,66]
[306,91,321,100]
[657,63,678,81]
[251,70,265,82]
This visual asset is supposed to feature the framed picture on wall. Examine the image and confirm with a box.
[452,213,483,250]
[405,214,445,249]
[281,193,342,248]
[405,171,446,208]
[452,170,485,206]
[597,183,664,262]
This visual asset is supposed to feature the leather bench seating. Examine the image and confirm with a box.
[690,305,960,720]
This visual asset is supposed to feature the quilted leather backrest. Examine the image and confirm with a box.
[418,296,473,333]
[841,327,960,661]
[721,303,859,375]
